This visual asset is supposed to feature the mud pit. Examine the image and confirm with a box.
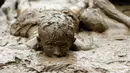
[0,0,130,73]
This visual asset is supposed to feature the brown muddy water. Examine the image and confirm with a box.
[0,0,130,73]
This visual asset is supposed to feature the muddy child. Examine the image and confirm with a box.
[10,2,85,57]
[8,0,130,57]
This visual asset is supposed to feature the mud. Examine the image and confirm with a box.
[0,0,130,73]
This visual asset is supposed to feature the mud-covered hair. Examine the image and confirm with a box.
[38,10,77,41]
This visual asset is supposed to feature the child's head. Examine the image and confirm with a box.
[38,19,76,57]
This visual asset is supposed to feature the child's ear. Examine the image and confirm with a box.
[37,36,41,42]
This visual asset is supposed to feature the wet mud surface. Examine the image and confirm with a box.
[0,0,130,73]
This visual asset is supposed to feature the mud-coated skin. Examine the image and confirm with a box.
[10,9,45,37]
[79,8,108,33]
[10,8,79,57]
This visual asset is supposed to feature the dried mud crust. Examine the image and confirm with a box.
[10,8,79,38]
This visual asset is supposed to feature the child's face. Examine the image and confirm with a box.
[37,33,75,57]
